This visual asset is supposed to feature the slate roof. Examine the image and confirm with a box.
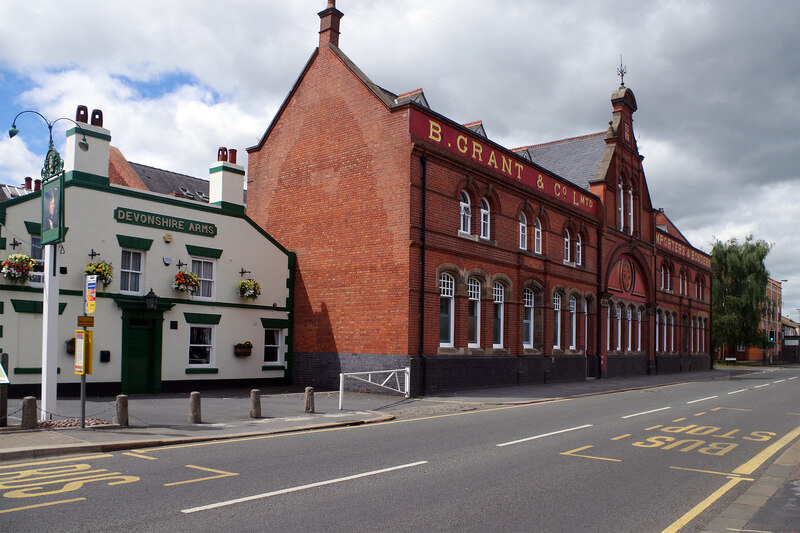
[0,184,35,203]
[513,132,607,191]
[128,162,212,203]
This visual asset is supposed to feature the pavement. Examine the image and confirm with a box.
[1,366,798,532]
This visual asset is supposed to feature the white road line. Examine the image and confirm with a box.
[773,379,786,384]
[621,406,671,419]
[496,424,593,447]
[181,461,428,513]
[728,389,748,395]
[686,396,718,404]
[789,377,797,380]
[754,384,770,389]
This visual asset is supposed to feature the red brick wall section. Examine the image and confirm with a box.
[247,44,412,356]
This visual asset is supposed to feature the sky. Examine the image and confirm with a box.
[1,0,798,317]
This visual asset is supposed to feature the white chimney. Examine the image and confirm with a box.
[209,147,245,209]
[64,106,110,179]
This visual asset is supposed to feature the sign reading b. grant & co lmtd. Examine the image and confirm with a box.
[114,207,217,237]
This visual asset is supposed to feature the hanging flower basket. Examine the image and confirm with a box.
[173,271,200,293]
[84,261,114,288]
[237,278,262,300]
[234,341,253,357]
[1,253,37,283]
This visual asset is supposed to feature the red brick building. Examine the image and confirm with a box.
[246,1,712,393]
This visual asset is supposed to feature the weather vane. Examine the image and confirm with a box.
[617,55,627,87]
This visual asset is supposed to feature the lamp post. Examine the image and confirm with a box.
[8,110,89,421]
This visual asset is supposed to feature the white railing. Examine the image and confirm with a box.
[339,367,410,410]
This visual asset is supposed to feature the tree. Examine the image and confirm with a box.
[711,235,772,355]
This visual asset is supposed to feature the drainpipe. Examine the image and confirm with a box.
[418,152,428,394]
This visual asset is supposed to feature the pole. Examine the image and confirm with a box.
[41,243,59,421]
[80,373,86,429]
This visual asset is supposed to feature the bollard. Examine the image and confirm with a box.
[21,396,37,429]
[188,391,202,424]
[304,386,315,413]
[115,394,129,428]
[249,389,261,418]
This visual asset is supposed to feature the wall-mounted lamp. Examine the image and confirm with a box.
[144,288,158,311]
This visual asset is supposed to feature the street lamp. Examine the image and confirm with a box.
[8,110,91,421]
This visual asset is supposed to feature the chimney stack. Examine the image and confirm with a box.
[318,0,343,48]
[64,105,111,182]
[209,146,245,212]
[24,177,32,190]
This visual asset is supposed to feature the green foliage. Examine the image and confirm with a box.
[711,235,771,353]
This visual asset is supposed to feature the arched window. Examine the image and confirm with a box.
[553,293,562,349]
[467,277,481,348]
[660,265,666,290]
[439,273,455,347]
[523,288,534,348]
[618,181,624,231]
[584,299,589,354]
[492,282,504,348]
[534,218,542,254]
[666,312,672,352]
[519,213,527,250]
[606,306,611,351]
[636,308,642,351]
[680,272,687,295]
[564,229,571,263]
[655,311,660,352]
[459,191,471,234]
[575,234,582,266]
[628,188,634,235]
[626,307,632,351]
[616,304,623,350]
[480,198,491,239]
[569,296,577,350]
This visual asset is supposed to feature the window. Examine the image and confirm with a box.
[264,329,283,363]
[191,258,215,299]
[583,300,589,354]
[618,181,624,231]
[29,237,44,285]
[606,306,611,351]
[120,249,143,294]
[569,296,577,350]
[628,189,634,235]
[660,266,665,290]
[636,309,642,351]
[459,191,471,234]
[616,305,622,350]
[439,273,454,347]
[553,293,562,349]
[680,272,686,295]
[534,218,542,254]
[575,234,582,266]
[519,213,527,250]
[468,278,481,348]
[563,229,571,263]
[523,288,534,348]
[626,308,632,351]
[492,282,504,348]
[480,199,491,239]
[655,311,660,352]
[189,326,214,366]
[668,313,673,352]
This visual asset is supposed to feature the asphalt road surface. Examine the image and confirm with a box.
[2,367,798,532]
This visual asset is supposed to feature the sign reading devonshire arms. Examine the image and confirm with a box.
[656,231,711,269]
[114,207,217,237]
[409,108,598,216]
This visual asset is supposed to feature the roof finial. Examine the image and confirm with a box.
[616,55,627,87]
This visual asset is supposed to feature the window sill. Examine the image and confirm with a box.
[478,236,496,246]
[521,249,545,259]
[262,364,286,371]
[523,348,541,356]
[457,231,477,241]
[185,367,219,374]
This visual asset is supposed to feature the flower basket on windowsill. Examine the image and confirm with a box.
[1,253,36,284]
[173,271,200,294]
[83,261,113,288]
[237,278,261,300]
[234,341,253,357]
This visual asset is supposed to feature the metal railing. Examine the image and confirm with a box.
[339,367,410,410]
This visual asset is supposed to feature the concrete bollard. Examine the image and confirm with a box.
[249,389,261,418]
[21,396,37,429]
[188,391,202,424]
[304,386,315,413]
[115,394,129,428]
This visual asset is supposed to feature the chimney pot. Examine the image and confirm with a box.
[34,179,41,191]
[24,177,32,190]
[90,109,103,127]
[76,105,89,124]
[228,149,237,164]
[217,147,228,162]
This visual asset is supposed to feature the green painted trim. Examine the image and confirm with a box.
[115,207,217,237]
[260,318,289,329]
[14,367,61,374]
[211,201,245,215]
[64,170,110,187]
[185,367,219,374]
[262,365,286,371]
[183,312,221,325]
[0,325,3,337]
[209,163,246,176]
[0,237,6,250]
[24,221,41,235]
[185,244,222,259]
[0,301,4,314]
[67,127,111,141]
[10,299,67,314]
[116,234,154,251]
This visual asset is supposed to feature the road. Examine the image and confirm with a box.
[1,367,798,532]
